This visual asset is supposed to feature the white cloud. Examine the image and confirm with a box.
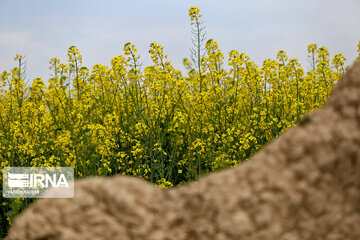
[0,32,31,47]
[0,0,359,82]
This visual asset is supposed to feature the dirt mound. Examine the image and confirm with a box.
[6,62,360,240]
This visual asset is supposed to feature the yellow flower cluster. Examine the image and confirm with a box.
[1,41,358,184]
[189,6,202,25]
[1,6,360,236]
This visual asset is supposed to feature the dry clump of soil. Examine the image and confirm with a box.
[6,62,360,240]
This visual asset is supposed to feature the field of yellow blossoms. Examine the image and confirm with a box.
[1,6,360,236]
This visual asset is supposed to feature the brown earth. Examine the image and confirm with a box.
[5,62,360,240]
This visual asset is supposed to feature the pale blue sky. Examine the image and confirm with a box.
[1,0,360,82]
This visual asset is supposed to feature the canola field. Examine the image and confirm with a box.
[1,7,359,237]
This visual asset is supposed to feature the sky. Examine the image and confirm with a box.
[0,0,360,83]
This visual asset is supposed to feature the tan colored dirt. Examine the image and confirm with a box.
[6,62,360,240]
